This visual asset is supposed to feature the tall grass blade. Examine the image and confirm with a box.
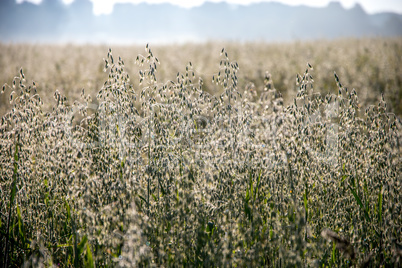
[377,186,383,226]
[349,185,370,222]
[86,243,95,268]
[16,205,26,249]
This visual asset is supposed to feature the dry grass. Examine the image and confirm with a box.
[0,38,401,267]
[1,38,401,117]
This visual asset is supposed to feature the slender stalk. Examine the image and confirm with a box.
[4,140,19,268]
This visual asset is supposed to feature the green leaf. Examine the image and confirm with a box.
[9,180,17,212]
[17,205,26,248]
[14,142,19,162]
[341,175,347,183]
[158,178,166,196]
[116,124,120,137]
[378,185,383,225]
[138,194,149,207]
[349,185,370,222]
[249,172,254,199]
[331,241,337,264]
[65,200,71,222]
[176,188,179,202]
[78,235,88,255]
[121,158,125,169]
[254,170,262,201]
[245,187,250,202]
[86,243,95,268]
[57,243,73,248]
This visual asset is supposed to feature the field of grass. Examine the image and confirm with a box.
[0,38,401,267]
[1,38,401,117]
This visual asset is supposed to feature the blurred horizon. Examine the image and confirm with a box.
[2,0,402,45]
[15,0,402,15]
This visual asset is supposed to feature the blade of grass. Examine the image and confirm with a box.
[349,185,370,222]
[86,243,95,268]
[158,178,166,196]
[78,235,88,256]
[253,170,261,202]
[65,199,71,222]
[138,194,149,207]
[16,205,26,249]
[377,185,383,225]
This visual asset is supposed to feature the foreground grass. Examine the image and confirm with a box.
[0,42,401,267]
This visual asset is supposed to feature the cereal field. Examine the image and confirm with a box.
[0,38,401,267]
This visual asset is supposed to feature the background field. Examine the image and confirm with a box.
[0,38,401,267]
[1,38,401,117]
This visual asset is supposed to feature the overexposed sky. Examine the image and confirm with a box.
[17,0,402,15]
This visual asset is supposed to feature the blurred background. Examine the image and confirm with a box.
[1,0,401,117]
[1,0,402,44]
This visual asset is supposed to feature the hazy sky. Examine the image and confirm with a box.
[17,0,402,15]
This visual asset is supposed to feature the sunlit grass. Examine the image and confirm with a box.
[0,39,401,267]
